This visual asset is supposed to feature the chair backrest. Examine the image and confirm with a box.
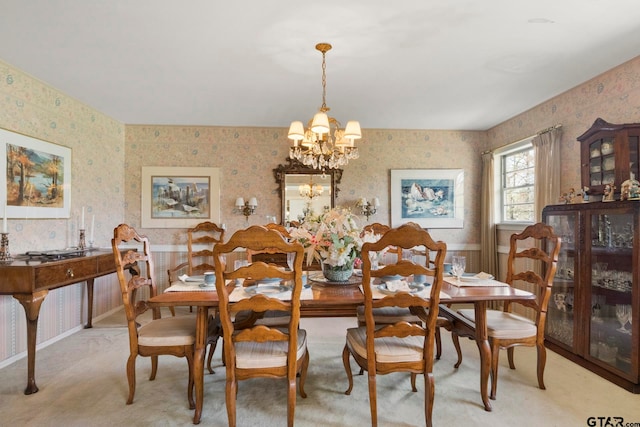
[360,222,403,260]
[112,223,159,346]
[213,225,305,374]
[186,221,225,275]
[246,223,291,267]
[505,222,561,324]
[360,222,447,365]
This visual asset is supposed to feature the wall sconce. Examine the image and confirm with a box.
[235,197,258,223]
[356,197,379,221]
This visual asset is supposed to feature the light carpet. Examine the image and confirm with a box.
[0,308,637,426]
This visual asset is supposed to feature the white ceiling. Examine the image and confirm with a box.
[1,1,639,131]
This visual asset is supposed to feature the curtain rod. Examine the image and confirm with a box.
[481,123,563,155]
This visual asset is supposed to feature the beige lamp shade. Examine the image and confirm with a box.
[344,121,362,140]
[288,121,305,141]
[311,112,330,134]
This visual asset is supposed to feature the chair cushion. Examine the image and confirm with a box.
[236,329,307,369]
[138,315,196,346]
[457,309,537,339]
[356,305,422,324]
[346,326,424,363]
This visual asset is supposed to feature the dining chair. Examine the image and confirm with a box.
[213,225,309,427]
[166,221,225,374]
[343,222,447,427]
[451,222,561,399]
[357,223,448,360]
[236,223,293,328]
[112,224,196,408]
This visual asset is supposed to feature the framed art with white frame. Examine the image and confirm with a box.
[141,166,221,228]
[390,169,464,228]
[0,127,72,219]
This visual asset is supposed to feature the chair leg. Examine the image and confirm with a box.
[287,374,296,427]
[342,345,354,395]
[424,372,435,427]
[149,355,158,380]
[435,327,442,359]
[507,346,516,369]
[451,332,463,369]
[126,354,137,404]
[536,342,547,390]
[490,341,500,400]
[367,371,378,427]
[298,350,309,398]
[185,347,195,409]
[410,373,418,392]
[225,375,237,427]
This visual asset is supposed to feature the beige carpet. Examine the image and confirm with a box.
[0,308,637,426]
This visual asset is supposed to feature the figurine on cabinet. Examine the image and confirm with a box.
[630,180,640,200]
[581,186,590,202]
[603,183,616,202]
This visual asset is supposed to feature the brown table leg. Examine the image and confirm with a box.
[473,301,492,411]
[193,306,209,424]
[84,278,95,328]
[14,290,49,395]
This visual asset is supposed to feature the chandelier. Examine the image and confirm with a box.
[288,43,362,170]
[299,176,324,200]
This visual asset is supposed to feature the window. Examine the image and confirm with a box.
[499,143,535,222]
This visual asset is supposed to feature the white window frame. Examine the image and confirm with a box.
[493,137,535,225]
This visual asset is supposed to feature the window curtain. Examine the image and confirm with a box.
[533,127,562,222]
[480,151,497,277]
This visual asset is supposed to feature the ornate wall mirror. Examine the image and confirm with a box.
[274,158,342,225]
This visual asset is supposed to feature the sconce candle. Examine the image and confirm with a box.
[81,207,85,229]
[2,205,7,233]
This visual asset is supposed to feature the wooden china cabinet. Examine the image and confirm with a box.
[579,118,640,196]
[543,200,639,392]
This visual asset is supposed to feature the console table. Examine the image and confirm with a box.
[0,249,116,394]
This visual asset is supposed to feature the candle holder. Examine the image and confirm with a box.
[0,232,13,263]
[78,229,86,250]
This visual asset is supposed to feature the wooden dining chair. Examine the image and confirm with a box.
[112,224,196,408]
[166,221,225,374]
[451,222,561,399]
[213,225,309,427]
[343,222,447,427]
[357,223,448,360]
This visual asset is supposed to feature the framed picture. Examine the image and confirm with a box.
[141,166,221,228]
[390,169,464,228]
[0,127,71,219]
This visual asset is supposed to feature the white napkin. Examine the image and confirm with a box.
[178,274,203,283]
[474,272,494,280]
[385,279,411,292]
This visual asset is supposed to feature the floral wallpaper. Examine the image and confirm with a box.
[0,53,639,367]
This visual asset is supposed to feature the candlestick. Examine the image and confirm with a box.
[79,229,86,250]
[81,207,85,229]
[0,232,12,263]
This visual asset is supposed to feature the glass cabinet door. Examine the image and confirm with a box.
[588,210,634,377]
[545,212,578,350]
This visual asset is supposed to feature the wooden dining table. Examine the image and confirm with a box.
[148,275,534,424]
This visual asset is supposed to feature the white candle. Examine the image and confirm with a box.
[81,207,85,229]
[2,205,7,233]
[90,215,95,243]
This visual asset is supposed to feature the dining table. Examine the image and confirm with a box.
[148,272,534,424]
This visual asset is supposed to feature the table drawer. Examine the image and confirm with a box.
[35,259,98,289]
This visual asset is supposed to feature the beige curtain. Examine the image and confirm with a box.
[480,151,497,277]
[533,127,562,222]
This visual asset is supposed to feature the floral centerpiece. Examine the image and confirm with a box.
[289,208,362,281]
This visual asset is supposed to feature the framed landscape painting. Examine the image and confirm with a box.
[141,166,221,228]
[0,127,71,219]
[390,169,464,228]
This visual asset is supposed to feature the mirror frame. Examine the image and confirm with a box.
[274,158,343,224]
